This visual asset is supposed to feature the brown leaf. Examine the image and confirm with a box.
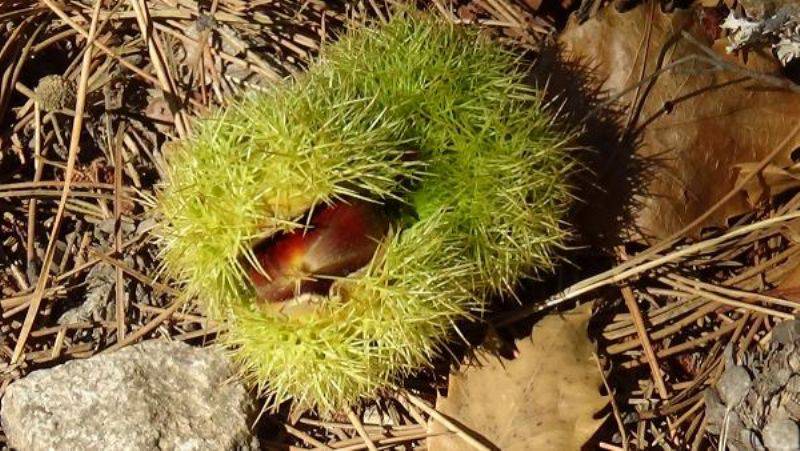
[427,304,607,450]
[560,5,800,239]
[765,253,800,302]
[735,163,800,207]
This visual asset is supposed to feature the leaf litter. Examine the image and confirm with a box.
[428,303,607,451]
[560,2,800,240]
[2,0,800,450]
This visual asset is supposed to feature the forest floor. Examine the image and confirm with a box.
[2,0,800,449]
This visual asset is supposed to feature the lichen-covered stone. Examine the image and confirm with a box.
[1,340,258,451]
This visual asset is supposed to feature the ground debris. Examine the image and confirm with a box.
[721,3,800,65]
[705,320,800,450]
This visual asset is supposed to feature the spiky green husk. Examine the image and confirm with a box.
[155,12,572,413]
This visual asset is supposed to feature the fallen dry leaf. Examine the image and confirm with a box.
[427,303,607,450]
[765,250,800,302]
[736,163,800,207]
[560,4,800,239]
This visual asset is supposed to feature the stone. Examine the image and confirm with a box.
[1,340,258,451]
[772,320,800,348]
[718,365,752,408]
[763,419,800,451]
[703,388,726,435]
[740,428,765,451]
[706,321,800,449]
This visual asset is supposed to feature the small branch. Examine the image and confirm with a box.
[114,125,126,343]
[404,393,491,451]
[346,409,378,451]
[617,248,669,400]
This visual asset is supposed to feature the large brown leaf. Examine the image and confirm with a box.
[427,303,607,450]
[560,4,800,239]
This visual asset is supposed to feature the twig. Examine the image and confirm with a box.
[90,250,179,296]
[659,278,795,320]
[593,353,629,451]
[40,0,159,86]
[128,0,189,138]
[622,321,739,369]
[102,296,189,353]
[667,274,800,310]
[284,423,330,449]
[11,0,104,365]
[25,100,43,286]
[346,409,378,451]
[617,249,669,400]
[496,209,800,325]
[404,393,491,451]
[326,429,435,451]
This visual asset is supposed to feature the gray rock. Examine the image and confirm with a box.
[1,340,258,451]
[725,412,746,447]
[741,428,765,451]
[704,388,726,435]
[771,320,800,348]
[764,419,800,451]
[718,365,752,407]
[706,320,800,449]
